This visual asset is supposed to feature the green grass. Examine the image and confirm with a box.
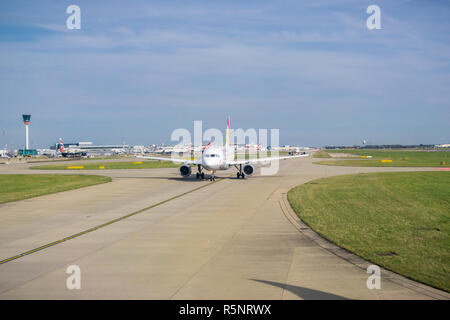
[30,161,179,170]
[313,150,332,158]
[315,149,450,167]
[287,171,450,292]
[0,174,112,204]
[27,155,133,163]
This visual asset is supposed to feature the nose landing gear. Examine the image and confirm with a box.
[197,165,215,181]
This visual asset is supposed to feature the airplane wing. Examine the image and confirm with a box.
[136,155,201,165]
[227,153,309,165]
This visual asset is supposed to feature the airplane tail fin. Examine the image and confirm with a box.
[58,138,64,152]
[203,142,211,152]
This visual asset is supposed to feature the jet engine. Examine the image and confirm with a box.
[243,164,254,175]
[179,164,192,177]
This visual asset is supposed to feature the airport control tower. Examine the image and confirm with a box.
[19,114,37,156]
[22,114,31,150]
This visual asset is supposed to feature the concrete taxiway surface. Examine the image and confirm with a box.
[0,158,448,299]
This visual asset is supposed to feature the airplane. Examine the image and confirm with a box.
[244,143,262,151]
[360,139,373,148]
[57,138,86,158]
[137,117,309,181]
[154,143,197,155]
[0,145,12,158]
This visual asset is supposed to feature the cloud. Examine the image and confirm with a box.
[34,23,70,33]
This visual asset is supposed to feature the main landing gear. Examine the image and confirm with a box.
[196,165,205,180]
[235,164,245,179]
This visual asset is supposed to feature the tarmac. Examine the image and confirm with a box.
[0,156,448,299]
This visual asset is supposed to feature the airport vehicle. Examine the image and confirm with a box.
[137,117,309,180]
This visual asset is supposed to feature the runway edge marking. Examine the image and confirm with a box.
[0,180,220,265]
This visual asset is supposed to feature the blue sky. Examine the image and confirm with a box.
[0,0,449,148]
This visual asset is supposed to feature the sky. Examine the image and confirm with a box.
[0,0,449,148]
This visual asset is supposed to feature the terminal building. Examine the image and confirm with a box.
[50,141,131,156]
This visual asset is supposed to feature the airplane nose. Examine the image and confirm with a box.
[204,157,217,169]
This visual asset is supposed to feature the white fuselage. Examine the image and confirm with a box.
[201,146,234,171]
